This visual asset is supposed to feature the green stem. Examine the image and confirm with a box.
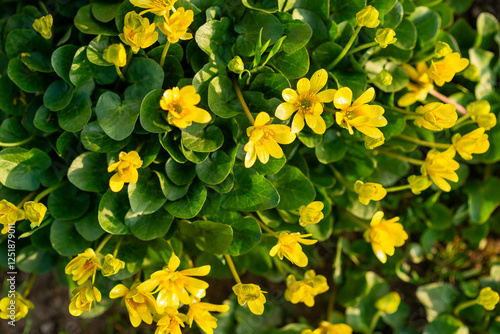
[385,184,412,192]
[368,310,383,334]
[326,284,337,322]
[159,42,170,68]
[113,238,122,257]
[23,274,37,298]
[454,299,478,316]
[255,218,279,238]
[376,149,425,166]
[397,134,452,149]
[33,181,68,203]
[0,136,34,147]
[453,114,471,128]
[122,48,134,75]
[331,166,351,190]
[17,191,37,209]
[453,120,475,130]
[224,254,242,284]
[339,208,370,229]
[324,106,337,114]
[388,106,418,116]
[327,25,362,70]
[429,89,467,115]
[115,65,125,81]
[349,41,378,55]
[95,234,113,254]
[233,76,255,125]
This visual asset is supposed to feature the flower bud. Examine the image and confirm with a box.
[228,56,245,74]
[299,201,324,226]
[102,254,125,276]
[375,292,401,314]
[476,113,497,130]
[33,14,53,39]
[466,100,490,116]
[375,28,397,48]
[375,69,393,86]
[354,181,387,205]
[476,287,499,311]
[452,128,489,160]
[364,135,385,149]
[434,42,452,58]
[103,43,127,67]
[356,6,380,28]
[407,175,432,195]
[414,102,457,131]
[23,201,47,227]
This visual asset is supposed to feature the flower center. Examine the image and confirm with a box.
[299,98,314,114]
[346,109,356,120]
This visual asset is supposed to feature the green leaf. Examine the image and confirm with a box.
[195,151,232,185]
[52,45,79,84]
[43,80,74,111]
[181,125,224,152]
[0,75,25,116]
[92,2,122,23]
[330,66,367,101]
[0,147,51,191]
[34,105,60,133]
[68,152,109,193]
[425,203,453,230]
[8,57,48,93]
[242,0,279,13]
[292,8,329,49]
[393,18,417,50]
[469,48,495,99]
[234,10,283,57]
[208,75,243,118]
[86,34,113,66]
[5,29,52,59]
[269,46,309,79]
[74,4,119,36]
[124,57,164,101]
[225,215,262,256]
[128,169,167,215]
[164,181,207,219]
[275,12,312,53]
[165,158,196,185]
[80,121,130,153]
[416,283,459,322]
[330,0,366,27]
[365,60,409,93]
[50,220,91,256]
[20,51,53,73]
[95,92,140,141]
[195,17,235,65]
[74,206,106,241]
[125,208,174,241]
[465,177,500,224]
[157,171,190,201]
[475,12,500,50]
[48,183,90,220]
[17,246,57,274]
[140,89,172,133]
[221,164,280,211]
[98,189,131,235]
[251,154,286,175]
[0,117,28,144]
[180,220,233,254]
[268,165,316,210]
[57,90,92,132]
[409,6,441,48]
[249,72,290,100]
[382,1,403,28]
[315,129,347,164]
[424,315,468,334]
[69,46,117,87]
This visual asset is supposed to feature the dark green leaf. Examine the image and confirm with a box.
[68,152,109,192]
[195,151,232,185]
[125,208,173,241]
[268,165,316,210]
[269,46,309,79]
[164,181,207,219]
[0,147,51,191]
[98,189,131,235]
[128,169,167,215]
[57,90,92,132]
[140,89,172,133]
[81,121,130,153]
[43,80,74,111]
[50,220,91,256]
[180,220,233,254]
[124,57,164,101]
[74,4,119,36]
[96,91,140,141]
[225,216,262,255]
[181,125,224,152]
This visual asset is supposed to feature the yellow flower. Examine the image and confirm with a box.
[23,201,47,227]
[275,69,336,134]
[476,287,499,311]
[69,281,102,316]
[119,11,158,53]
[398,62,434,107]
[285,270,329,307]
[299,201,324,226]
[364,211,408,264]
[467,100,497,130]
[159,85,211,129]
[107,151,143,192]
[421,147,460,192]
[130,0,177,16]
[302,321,353,334]
[64,248,102,285]
[244,112,296,168]
[187,299,230,334]
[155,307,187,334]
[158,7,194,44]
[364,135,385,149]
[434,42,453,58]
[102,254,126,276]
[0,293,34,321]
[110,282,158,327]
[429,52,469,86]
[138,253,210,311]
[407,175,432,195]
[375,292,401,314]
[334,87,387,139]
[356,6,380,28]
[103,43,127,67]
[354,181,387,205]
[232,283,267,315]
[375,28,397,48]
[0,199,25,234]
[269,232,317,267]
[414,102,457,131]
[452,128,489,160]
[32,14,53,39]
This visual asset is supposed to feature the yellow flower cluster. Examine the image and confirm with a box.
[119,11,158,53]
[375,28,397,48]
[159,7,194,43]
[0,199,47,233]
[414,102,457,131]
[32,15,53,39]
[285,270,328,307]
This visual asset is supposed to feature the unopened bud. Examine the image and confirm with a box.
[375,292,401,314]
[375,28,397,48]
[434,42,452,58]
[228,56,245,74]
[103,44,127,67]
[356,6,380,28]
[376,69,393,86]
[33,14,53,39]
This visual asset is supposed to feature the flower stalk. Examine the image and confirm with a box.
[95,234,113,254]
[397,134,452,149]
[159,42,170,68]
[428,89,467,115]
[376,149,425,166]
[327,25,362,70]
[33,181,68,203]
[224,254,242,284]
[233,76,255,125]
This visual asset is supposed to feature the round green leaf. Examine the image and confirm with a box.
[128,169,167,215]
[315,129,347,164]
[181,125,224,152]
[34,105,60,133]
[43,80,74,111]
[195,151,232,185]
[57,90,92,132]
[195,17,235,66]
[157,171,190,201]
[125,57,164,100]
[7,57,48,93]
[208,75,243,118]
[87,34,113,66]
[0,117,29,144]
[125,208,174,241]
[52,45,79,84]
[394,18,417,50]
[275,12,312,53]
[164,181,207,219]
[424,315,468,334]
[74,205,106,241]
[221,165,280,211]
[0,147,51,191]
[269,46,309,79]
[92,2,122,23]
[0,75,25,116]
[98,189,131,235]
[50,220,92,256]
[242,0,279,13]
[68,152,109,192]
[140,89,172,133]
[165,158,196,186]
[180,220,233,254]
[96,91,140,141]
[74,4,119,36]
[251,154,286,175]
[48,183,90,220]
[268,165,316,211]
[225,216,262,256]
[17,246,57,274]
[81,121,131,153]
[409,7,441,48]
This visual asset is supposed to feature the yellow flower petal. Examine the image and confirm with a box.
[334,87,352,110]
